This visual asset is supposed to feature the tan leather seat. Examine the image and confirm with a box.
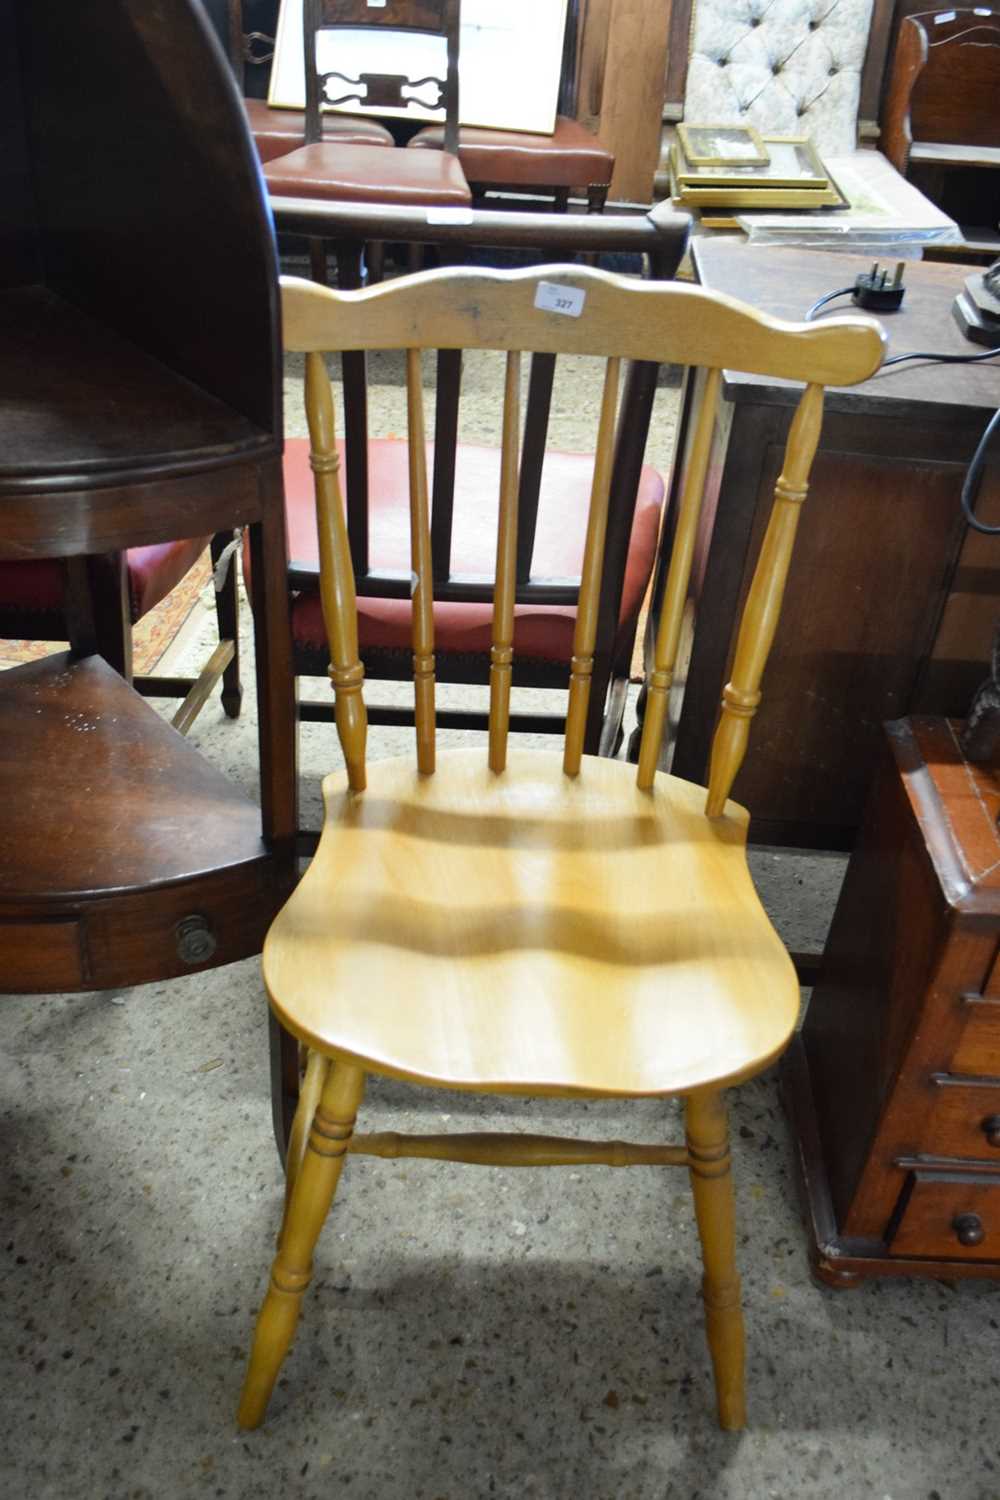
[244,98,394,163]
[263,141,470,205]
[409,116,614,191]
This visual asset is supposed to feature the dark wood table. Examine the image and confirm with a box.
[662,238,1000,849]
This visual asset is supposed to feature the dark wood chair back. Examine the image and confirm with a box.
[220,0,277,88]
[882,9,1000,171]
[303,0,460,153]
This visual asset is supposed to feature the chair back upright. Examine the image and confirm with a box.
[281,265,885,802]
[883,8,1000,172]
[303,0,461,153]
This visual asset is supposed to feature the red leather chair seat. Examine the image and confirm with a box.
[0,537,209,624]
[280,437,663,661]
[244,99,394,164]
[408,116,614,189]
[263,142,470,205]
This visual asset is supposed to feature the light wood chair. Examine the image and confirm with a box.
[237,265,885,1431]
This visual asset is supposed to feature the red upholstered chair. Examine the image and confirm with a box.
[0,534,242,730]
[262,1,470,214]
[406,0,614,211]
[247,204,691,836]
[224,0,394,162]
[282,433,663,750]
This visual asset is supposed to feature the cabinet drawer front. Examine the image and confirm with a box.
[0,918,84,991]
[952,995,1000,1075]
[925,1075,1000,1159]
[890,1170,1000,1260]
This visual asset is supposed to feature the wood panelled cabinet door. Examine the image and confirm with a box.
[783,717,1000,1287]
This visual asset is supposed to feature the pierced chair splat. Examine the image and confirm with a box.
[223,0,394,162]
[237,264,885,1433]
[261,0,470,221]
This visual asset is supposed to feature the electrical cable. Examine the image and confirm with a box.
[804,285,1000,534]
[804,286,855,321]
[882,344,1000,368]
[960,406,1000,535]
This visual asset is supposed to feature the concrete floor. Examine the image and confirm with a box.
[3,347,998,1498]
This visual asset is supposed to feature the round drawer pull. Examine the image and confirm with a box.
[175,914,217,966]
[982,1115,1000,1149]
[952,1212,985,1248]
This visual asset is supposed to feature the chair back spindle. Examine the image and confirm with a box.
[305,350,368,792]
[405,348,437,774]
[636,364,721,791]
[563,355,621,777]
[488,352,523,775]
[704,381,824,815]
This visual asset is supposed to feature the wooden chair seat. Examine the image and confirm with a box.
[278,436,664,662]
[264,748,799,1096]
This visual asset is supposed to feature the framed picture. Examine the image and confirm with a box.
[676,123,769,168]
[268,0,569,136]
[673,135,832,190]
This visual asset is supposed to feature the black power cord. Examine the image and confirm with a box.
[804,278,1000,533]
[804,285,855,321]
[961,407,1000,535]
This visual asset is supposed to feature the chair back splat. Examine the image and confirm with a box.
[287,263,885,801]
[304,0,461,153]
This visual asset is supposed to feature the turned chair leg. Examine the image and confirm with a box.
[685,1089,746,1430]
[210,532,242,719]
[238,1058,365,1430]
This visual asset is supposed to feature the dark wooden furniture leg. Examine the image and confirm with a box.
[211,530,243,718]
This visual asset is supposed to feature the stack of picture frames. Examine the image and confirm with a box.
[670,124,848,228]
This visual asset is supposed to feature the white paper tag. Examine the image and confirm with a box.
[974,6,991,13]
[534,281,586,318]
[425,207,475,225]
[367,1,387,8]
[934,9,957,21]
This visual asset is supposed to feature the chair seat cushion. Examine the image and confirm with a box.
[263,749,800,1096]
[281,437,663,661]
[263,143,471,205]
[408,115,614,189]
[0,537,209,625]
[244,99,394,163]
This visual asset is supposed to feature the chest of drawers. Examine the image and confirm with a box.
[783,717,1000,1285]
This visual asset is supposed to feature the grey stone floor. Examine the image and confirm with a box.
[3,607,998,1499]
[3,348,999,1498]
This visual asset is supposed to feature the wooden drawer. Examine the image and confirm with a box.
[0,917,85,991]
[924,1074,1000,1159]
[952,993,1000,1075]
[890,1169,1000,1260]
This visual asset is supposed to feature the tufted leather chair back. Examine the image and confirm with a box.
[683,0,875,156]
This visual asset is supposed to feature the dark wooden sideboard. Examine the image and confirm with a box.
[0,2,296,1004]
[784,718,1000,1285]
[663,239,1000,849]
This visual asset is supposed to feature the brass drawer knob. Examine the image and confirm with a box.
[175,914,217,966]
[982,1115,1000,1149]
[952,1212,985,1248]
